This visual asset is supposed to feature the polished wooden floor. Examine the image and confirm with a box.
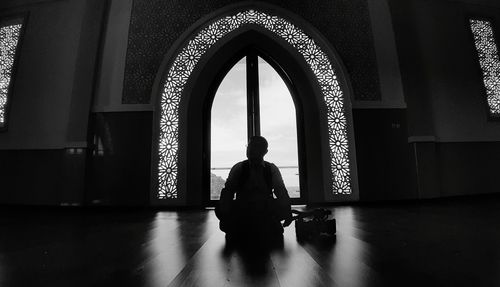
[1,196,500,287]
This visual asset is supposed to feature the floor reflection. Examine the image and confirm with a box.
[309,207,376,287]
[213,218,340,287]
[3,200,498,286]
[271,223,337,287]
[155,210,342,287]
[220,243,280,286]
[221,236,284,276]
[142,212,185,287]
[143,211,213,287]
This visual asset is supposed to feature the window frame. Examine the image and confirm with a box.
[0,13,28,131]
[204,46,307,206]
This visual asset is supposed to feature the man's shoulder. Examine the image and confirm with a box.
[264,161,279,171]
[231,160,248,171]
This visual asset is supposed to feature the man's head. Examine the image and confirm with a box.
[246,136,268,161]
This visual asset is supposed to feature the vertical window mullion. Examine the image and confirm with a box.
[246,51,260,140]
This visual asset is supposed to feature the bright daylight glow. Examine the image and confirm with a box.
[210,58,247,200]
[210,57,300,200]
[259,57,300,198]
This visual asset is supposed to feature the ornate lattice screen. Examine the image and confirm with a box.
[158,10,352,199]
[0,19,23,128]
[470,19,500,116]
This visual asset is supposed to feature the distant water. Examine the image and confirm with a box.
[211,171,300,200]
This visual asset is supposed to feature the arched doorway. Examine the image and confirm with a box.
[208,48,305,205]
[151,6,359,206]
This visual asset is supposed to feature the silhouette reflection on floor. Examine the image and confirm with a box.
[2,198,500,286]
[221,231,336,279]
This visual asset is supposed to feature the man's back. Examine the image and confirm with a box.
[215,136,292,239]
[225,160,273,202]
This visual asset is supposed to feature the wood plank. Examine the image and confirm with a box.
[1,197,500,286]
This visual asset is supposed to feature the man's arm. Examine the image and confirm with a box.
[218,162,243,216]
[270,163,292,225]
[220,162,242,200]
[270,163,290,201]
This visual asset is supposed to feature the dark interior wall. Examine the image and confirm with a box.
[419,0,499,141]
[438,142,500,197]
[0,0,107,205]
[86,112,152,206]
[0,0,85,149]
[388,0,500,198]
[389,0,500,139]
[353,109,414,201]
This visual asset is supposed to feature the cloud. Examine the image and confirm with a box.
[211,56,299,170]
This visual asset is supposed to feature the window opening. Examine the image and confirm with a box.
[210,58,247,200]
[258,56,300,198]
[0,18,23,129]
[470,19,500,116]
[210,52,301,200]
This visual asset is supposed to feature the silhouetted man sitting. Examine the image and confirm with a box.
[215,136,292,243]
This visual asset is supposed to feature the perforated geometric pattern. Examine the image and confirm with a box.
[125,0,380,104]
[470,19,500,116]
[158,10,352,199]
[0,22,22,127]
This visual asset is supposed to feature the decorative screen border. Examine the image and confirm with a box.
[470,19,500,117]
[158,9,352,199]
[0,18,23,129]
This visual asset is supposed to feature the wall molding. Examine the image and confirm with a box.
[352,101,406,109]
[408,135,500,143]
[0,141,87,150]
[0,0,63,10]
[91,104,154,113]
[408,136,437,143]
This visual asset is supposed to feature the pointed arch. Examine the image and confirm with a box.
[151,4,358,204]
